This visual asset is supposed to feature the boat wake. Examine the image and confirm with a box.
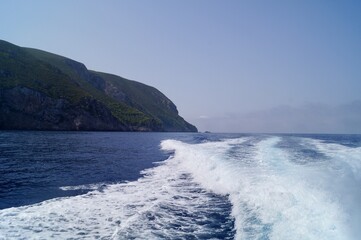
[1,136,360,239]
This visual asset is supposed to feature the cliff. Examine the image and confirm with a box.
[0,40,197,132]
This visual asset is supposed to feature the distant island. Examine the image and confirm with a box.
[0,40,197,132]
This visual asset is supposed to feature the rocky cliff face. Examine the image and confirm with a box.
[0,40,197,132]
[0,87,127,131]
[65,59,106,91]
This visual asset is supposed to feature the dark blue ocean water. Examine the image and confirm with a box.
[0,132,197,209]
[0,132,361,239]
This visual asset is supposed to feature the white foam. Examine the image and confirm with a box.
[59,183,108,191]
[0,156,232,239]
[308,138,361,180]
[161,137,354,240]
[306,138,361,237]
[1,136,359,239]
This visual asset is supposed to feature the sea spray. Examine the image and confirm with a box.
[161,137,353,239]
[307,139,361,238]
[1,135,359,239]
[0,148,234,239]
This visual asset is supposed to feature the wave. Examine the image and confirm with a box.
[161,136,359,239]
[0,148,234,239]
[59,183,109,191]
[1,135,360,239]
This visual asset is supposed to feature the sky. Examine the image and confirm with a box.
[1,0,361,133]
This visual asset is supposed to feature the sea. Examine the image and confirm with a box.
[0,131,361,240]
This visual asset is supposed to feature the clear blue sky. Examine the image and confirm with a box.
[1,0,361,133]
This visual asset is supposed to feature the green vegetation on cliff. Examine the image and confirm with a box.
[0,40,197,132]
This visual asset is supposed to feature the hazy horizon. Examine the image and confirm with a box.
[2,0,361,133]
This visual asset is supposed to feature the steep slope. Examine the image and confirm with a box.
[0,40,197,132]
[92,71,197,132]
